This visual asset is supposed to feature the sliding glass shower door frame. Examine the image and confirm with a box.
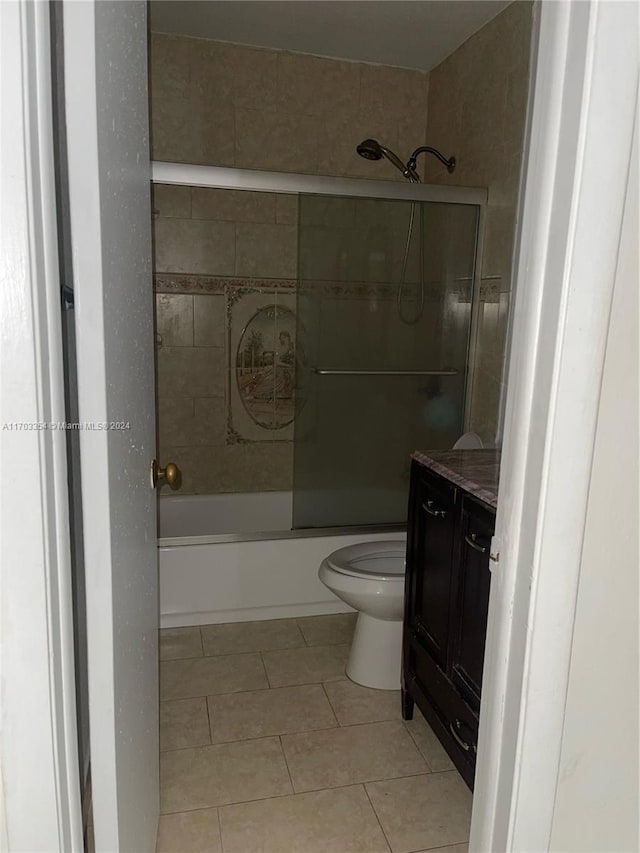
[151,161,488,432]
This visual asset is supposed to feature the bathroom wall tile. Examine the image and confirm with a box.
[359,63,428,125]
[151,95,201,164]
[297,613,357,647]
[323,680,401,727]
[157,396,226,448]
[160,653,268,701]
[155,293,194,347]
[201,618,305,656]
[160,626,203,661]
[190,95,237,167]
[160,736,292,813]
[235,108,320,174]
[188,38,234,102]
[157,346,225,398]
[229,44,278,112]
[277,52,360,118]
[482,205,516,280]
[275,194,298,225]
[365,772,472,853]
[235,223,298,278]
[154,219,235,275]
[262,644,349,688]
[403,707,455,772]
[191,188,276,224]
[315,111,405,181]
[160,697,211,752]
[218,785,390,853]
[149,34,190,102]
[281,720,427,792]
[189,39,278,113]
[208,684,337,743]
[152,184,192,219]
[193,294,225,347]
[156,808,222,853]
[156,442,294,496]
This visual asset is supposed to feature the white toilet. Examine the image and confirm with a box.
[318,539,407,690]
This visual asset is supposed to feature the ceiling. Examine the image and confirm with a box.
[149,1,511,72]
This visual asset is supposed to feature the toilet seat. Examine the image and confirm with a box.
[323,540,406,581]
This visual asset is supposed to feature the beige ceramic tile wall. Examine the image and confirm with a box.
[149,35,428,179]
[154,185,296,495]
[422,1,533,443]
[150,38,429,494]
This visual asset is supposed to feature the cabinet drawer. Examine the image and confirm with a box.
[407,638,478,784]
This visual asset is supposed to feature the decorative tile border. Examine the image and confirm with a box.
[154,274,296,295]
[153,273,501,302]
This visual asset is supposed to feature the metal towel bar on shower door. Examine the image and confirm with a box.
[312,368,458,376]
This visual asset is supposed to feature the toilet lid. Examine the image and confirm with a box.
[324,540,406,580]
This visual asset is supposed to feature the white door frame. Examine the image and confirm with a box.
[471,1,638,850]
[0,1,82,850]
[2,1,637,850]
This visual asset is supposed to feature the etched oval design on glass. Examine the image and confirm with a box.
[236,304,297,430]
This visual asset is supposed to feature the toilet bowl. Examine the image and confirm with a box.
[318,539,406,690]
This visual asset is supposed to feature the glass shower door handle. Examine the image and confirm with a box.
[312,368,458,376]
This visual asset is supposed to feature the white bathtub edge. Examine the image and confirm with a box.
[160,600,355,629]
[159,531,405,629]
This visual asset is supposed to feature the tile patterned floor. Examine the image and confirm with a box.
[158,614,472,853]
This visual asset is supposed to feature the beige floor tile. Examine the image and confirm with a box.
[324,679,402,726]
[160,698,211,752]
[160,736,292,813]
[156,808,221,852]
[201,618,304,656]
[366,772,472,853]
[403,708,455,772]
[281,720,427,792]
[160,627,203,661]
[414,845,468,853]
[208,684,337,743]
[262,644,349,687]
[160,653,267,701]
[297,612,357,646]
[218,785,390,853]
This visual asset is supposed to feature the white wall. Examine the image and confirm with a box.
[549,111,639,851]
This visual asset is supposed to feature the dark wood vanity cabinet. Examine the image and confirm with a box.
[402,458,496,789]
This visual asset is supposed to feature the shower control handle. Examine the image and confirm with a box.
[151,459,182,490]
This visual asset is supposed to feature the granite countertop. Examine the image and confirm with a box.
[412,448,501,509]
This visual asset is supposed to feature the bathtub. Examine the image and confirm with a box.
[158,491,405,628]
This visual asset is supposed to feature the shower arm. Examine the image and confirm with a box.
[407,146,456,174]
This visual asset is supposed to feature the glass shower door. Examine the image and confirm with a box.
[293,194,479,529]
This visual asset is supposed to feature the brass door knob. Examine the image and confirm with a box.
[151,459,182,490]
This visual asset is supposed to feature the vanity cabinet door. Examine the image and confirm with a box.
[449,496,494,712]
[407,467,457,670]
